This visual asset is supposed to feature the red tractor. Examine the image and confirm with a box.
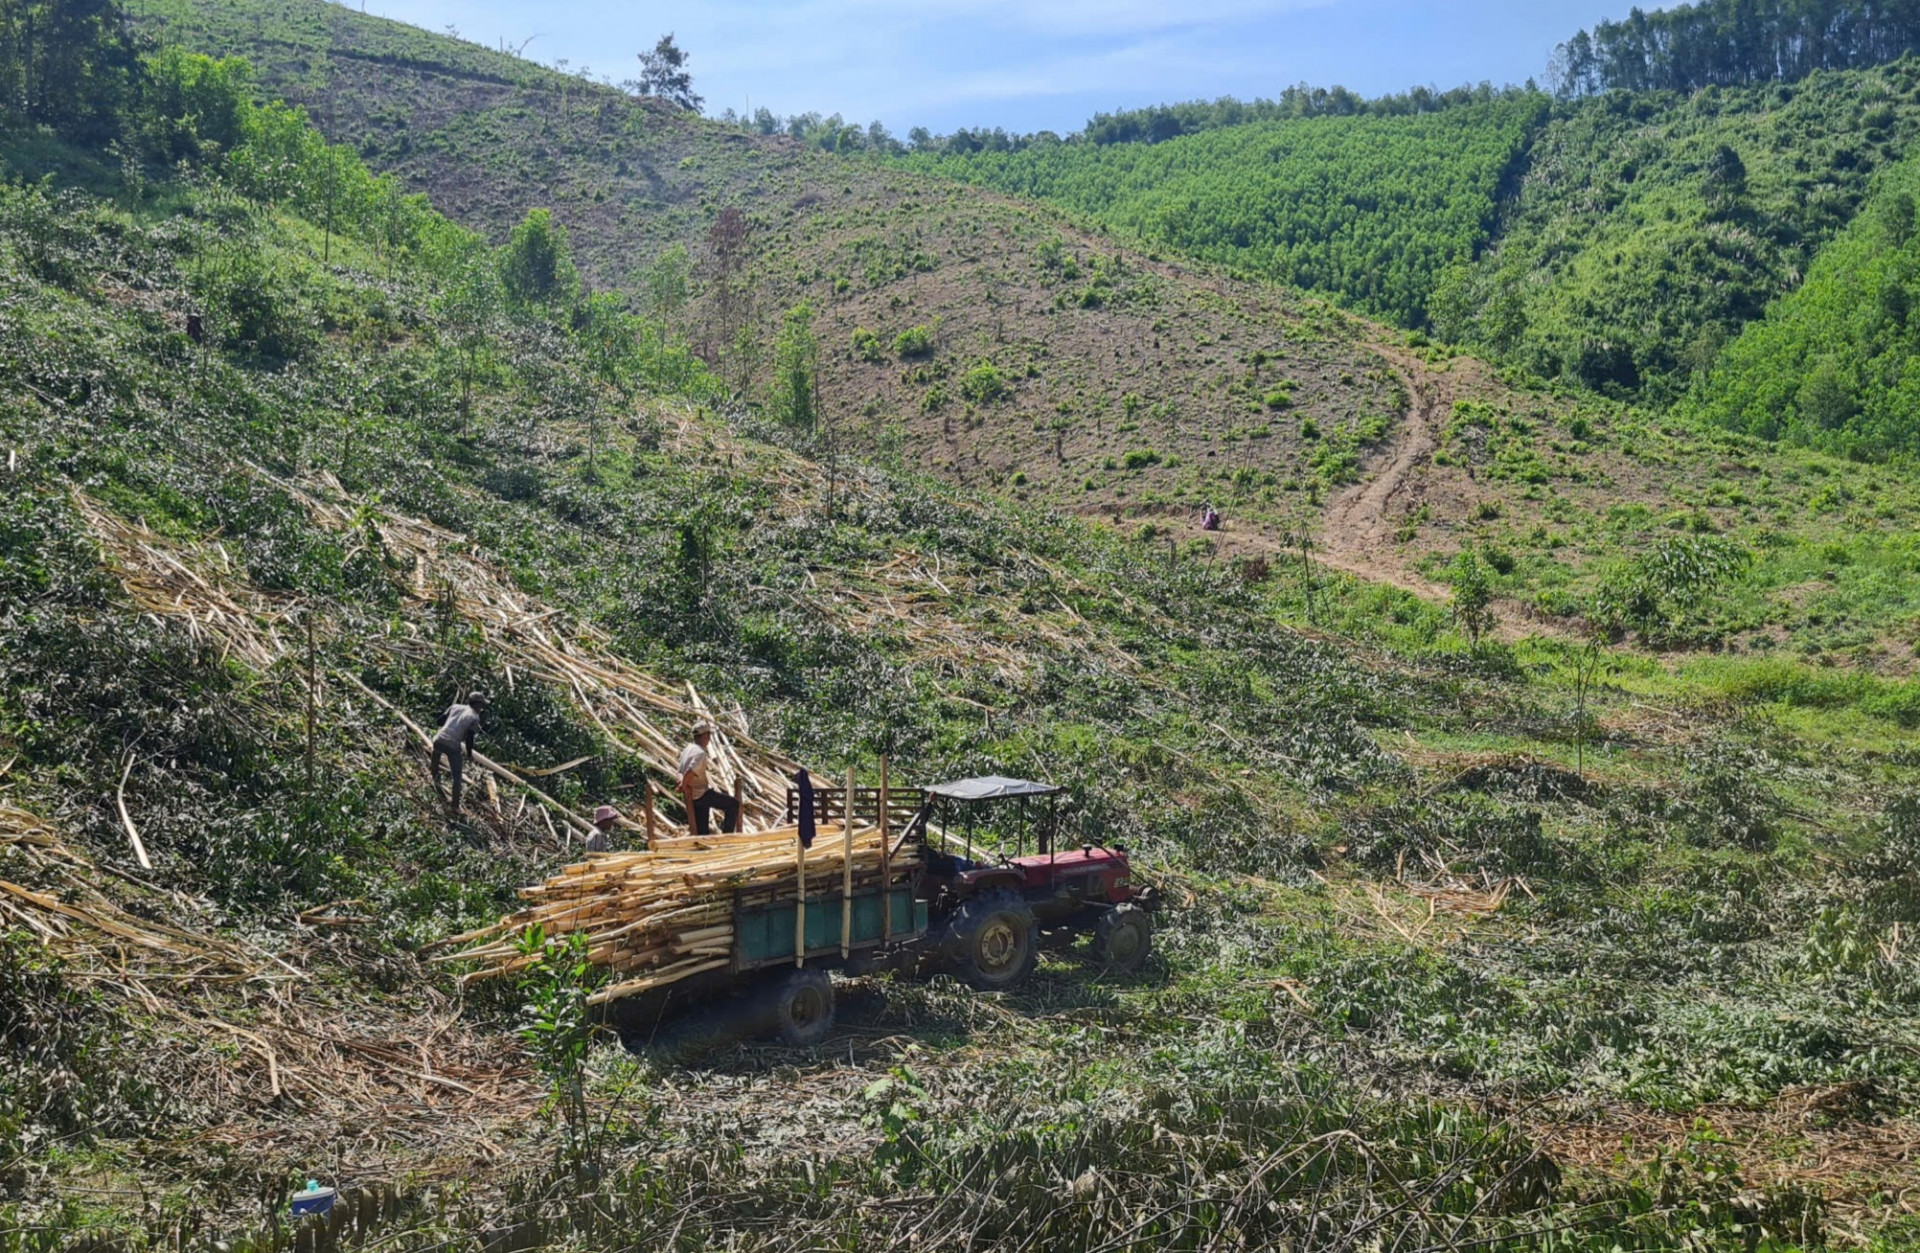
[901,776,1155,988]
[610,775,1153,1049]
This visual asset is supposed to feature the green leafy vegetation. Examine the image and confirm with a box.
[904,98,1544,327]
[1693,145,1920,453]
[14,3,1920,1249]
[1431,60,1920,403]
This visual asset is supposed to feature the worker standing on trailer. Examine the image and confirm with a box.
[431,691,488,815]
[678,720,740,835]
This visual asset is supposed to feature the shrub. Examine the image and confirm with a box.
[851,327,884,361]
[1121,449,1162,471]
[894,325,935,357]
[959,361,1008,404]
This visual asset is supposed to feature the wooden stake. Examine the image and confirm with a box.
[794,827,805,967]
[879,755,891,945]
[643,778,656,848]
[303,610,317,803]
[841,766,855,957]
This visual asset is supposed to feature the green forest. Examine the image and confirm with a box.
[1553,0,1920,95]
[1693,144,1920,451]
[1434,60,1920,408]
[902,98,1545,328]
[914,53,1920,450]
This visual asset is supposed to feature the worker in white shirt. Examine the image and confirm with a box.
[677,721,740,835]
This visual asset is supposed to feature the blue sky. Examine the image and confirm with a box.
[359,0,1643,135]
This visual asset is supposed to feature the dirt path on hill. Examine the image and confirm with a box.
[1317,344,1445,597]
[1190,343,1563,640]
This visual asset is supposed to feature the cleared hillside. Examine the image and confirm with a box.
[140,0,1411,521]
[9,107,1920,1250]
[11,7,1920,1250]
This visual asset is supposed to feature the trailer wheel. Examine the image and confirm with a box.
[767,967,835,1046]
[1091,903,1152,973]
[949,890,1038,990]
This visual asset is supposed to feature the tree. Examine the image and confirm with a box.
[498,208,580,315]
[704,207,752,373]
[639,243,690,325]
[577,292,633,476]
[0,0,141,145]
[636,34,701,112]
[436,249,501,418]
[1448,550,1496,650]
[770,301,818,431]
[1703,143,1747,214]
[1882,191,1916,248]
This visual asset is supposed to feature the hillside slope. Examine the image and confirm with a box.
[1435,61,1920,404]
[1692,144,1920,453]
[10,122,1920,1250]
[912,57,1920,410]
[142,0,1408,521]
[899,98,1546,329]
[14,10,1920,1249]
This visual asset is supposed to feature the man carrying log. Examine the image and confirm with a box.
[678,721,740,836]
[431,691,488,814]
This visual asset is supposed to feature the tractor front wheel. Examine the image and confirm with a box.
[948,891,1038,990]
[1091,903,1152,973]
[766,966,835,1046]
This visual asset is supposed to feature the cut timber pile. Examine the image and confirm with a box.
[432,823,917,1005]
[0,798,286,990]
[281,472,800,829]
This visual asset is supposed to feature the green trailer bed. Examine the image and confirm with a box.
[733,887,927,972]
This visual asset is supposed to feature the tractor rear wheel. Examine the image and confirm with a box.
[1091,903,1152,973]
[948,890,1038,990]
[766,966,835,1046]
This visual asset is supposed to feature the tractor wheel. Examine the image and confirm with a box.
[766,966,835,1046]
[1091,903,1152,973]
[948,890,1038,991]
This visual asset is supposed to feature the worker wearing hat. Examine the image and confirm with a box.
[586,805,619,852]
[678,720,740,836]
[431,691,489,815]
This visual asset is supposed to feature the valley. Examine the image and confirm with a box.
[6,0,1920,1250]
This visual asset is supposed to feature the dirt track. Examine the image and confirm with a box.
[1316,344,1449,601]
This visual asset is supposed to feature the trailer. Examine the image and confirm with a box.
[606,775,1154,1046]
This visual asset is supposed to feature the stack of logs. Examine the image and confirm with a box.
[432,822,917,1005]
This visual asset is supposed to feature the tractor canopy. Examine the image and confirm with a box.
[923,776,1062,802]
[917,776,1071,863]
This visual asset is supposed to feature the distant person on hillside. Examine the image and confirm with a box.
[587,805,620,853]
[431,691,489,814]
[1200,504,1221,531]
[678,721,740,836]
